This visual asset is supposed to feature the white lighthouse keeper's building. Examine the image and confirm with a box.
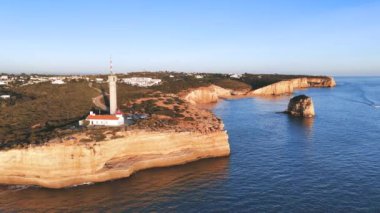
[86,110,124,126]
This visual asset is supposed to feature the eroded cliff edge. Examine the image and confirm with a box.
[0,130,229,188]
[249,77,336,96]
[183,77,336,104]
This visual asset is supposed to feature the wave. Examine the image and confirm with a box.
[336,96,376,107]
[357,85,377,105]
[9,185,32,190]
[0,185,33,192]
[333,83,380,109]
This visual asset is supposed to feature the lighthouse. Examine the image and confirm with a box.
[84,58,124,126]
[108,57,117,115]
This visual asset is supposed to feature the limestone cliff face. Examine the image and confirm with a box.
[307,77,336,87]
[250,77,336,96]
[183,85,233,105]
[0,130,230,188]
[290,77,310,88]
[250,80,295,96]
[183,77,336,104]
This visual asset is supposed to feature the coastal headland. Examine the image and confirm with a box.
[0,73,335,188]
[0,130,229,188]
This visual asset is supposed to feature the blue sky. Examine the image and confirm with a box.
[0,0,379,75]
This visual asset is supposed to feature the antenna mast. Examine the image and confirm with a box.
[110,56,113,74]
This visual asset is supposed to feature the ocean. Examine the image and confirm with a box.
[1,77,379,212]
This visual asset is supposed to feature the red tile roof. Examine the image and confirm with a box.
[87,115,119,120]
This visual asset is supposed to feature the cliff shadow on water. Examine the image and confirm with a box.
[0,157,229,211]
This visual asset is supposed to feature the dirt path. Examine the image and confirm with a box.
[88,82,108,111]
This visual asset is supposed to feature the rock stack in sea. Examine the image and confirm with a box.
[286,95,315,117]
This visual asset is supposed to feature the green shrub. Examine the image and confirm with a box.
[184,117,194,121]
[80,138,93,143]
[90,133,106,142]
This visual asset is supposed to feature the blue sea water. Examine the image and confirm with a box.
[0,77,379,212]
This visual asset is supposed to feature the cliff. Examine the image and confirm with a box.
[250,80,295,96]
[183,77,336,104]
[249,77,336,96]
[307,77,336,87]
[0,130,230,188]
[183,85,233,105]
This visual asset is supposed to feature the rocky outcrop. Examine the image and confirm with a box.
[250,77,336,96]
[0,130,230,188]
[286,95,315,117]
[183,85,233,105]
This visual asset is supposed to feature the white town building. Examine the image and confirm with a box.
[0,81,6,86]
[0,75,8,80]
[95,78,104,83]
[230,74,242,79]
[122,77,161,87]
[51,79,65,85]
[0,95,10,99]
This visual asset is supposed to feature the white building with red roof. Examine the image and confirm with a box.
[86,110,124,126]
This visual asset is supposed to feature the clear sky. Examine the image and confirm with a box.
[0,0,379,75]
